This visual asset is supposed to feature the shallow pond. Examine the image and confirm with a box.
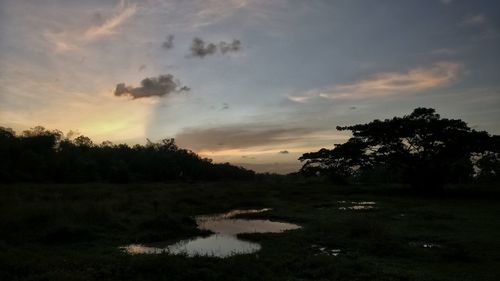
[121,208,301,258]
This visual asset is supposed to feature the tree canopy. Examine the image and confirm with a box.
[299,108,499,189]
[0,126,255,183]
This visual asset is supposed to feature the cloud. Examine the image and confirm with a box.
[114,74,190,99]
[219,39,242,54]
[175,125,316,151]
[189,37,242,57]
[476,28,500,40]
[288,95,313,103]
[279,150,289,154]
[462,14,485,26]
[162,35,174,49]
[83,2,137,40]
[289,62,462,103]
[186,0,250,28]
[460,14,499,40]
[45,1,137,52]
[137,0,254,32]
[430,48,458,56]
[190,37,217,57]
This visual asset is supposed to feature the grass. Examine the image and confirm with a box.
[0,180,499,280]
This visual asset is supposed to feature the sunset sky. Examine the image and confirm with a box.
[1,0,499,173]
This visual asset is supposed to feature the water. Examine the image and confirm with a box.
[315,201,377,210]
[121,208,301,258]
[408,241,443,249]
[311,244,342,256]
[122,235,261,257]
[338,201,376,210]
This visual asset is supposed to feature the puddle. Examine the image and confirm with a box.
[198,217,300,235]
[122,234,261,257]
[422,243,442,249]
[338,201,376,210]
[408,241,443,249]
[121,208,301,258]
[311,244,342,256]
[197,208,272,220]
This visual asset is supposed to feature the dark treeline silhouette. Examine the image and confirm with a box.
[0,126,255,182]
[300,108,500,190]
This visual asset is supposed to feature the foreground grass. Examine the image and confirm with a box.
[0,181,499,281]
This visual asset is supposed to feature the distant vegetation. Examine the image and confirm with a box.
[300,108,500,189]
[0,126,255,182]
[2,108,499,187]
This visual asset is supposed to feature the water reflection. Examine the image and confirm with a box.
[311,244,342,256]
[408,241,443,249]
[123,234,261,257]
[338,201,376,210]
[121,208,300,258]
[198,218,300,235]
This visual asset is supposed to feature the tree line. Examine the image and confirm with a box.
[299,108,500,190]
[0,126,255,183]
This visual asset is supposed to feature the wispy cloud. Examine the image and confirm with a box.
[430,48,458,56]
[176,125,314,151]
[289,62,462,103]
[83,2,137,40]
[44,1,137,52]
[144,0,252,30]
[462,14,486,26]
[460,14,499,40]
[190,0,249,27]
[175,123,348,154]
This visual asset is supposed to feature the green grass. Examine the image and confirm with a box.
[0,181,499,281]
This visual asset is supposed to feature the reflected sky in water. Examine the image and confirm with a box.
[121,208,300,258]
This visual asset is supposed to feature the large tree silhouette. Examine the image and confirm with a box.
[299,108,499,189]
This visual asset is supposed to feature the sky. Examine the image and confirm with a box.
[1,0,499,173]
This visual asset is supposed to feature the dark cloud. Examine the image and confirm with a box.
[219,39,241,54]
[190,37,217,58]
[175,125,314,151]
[138,64,146,71]
[114,74,189,99]
[221,103,229,110]
[349,106,357,110]
[279,150,289,154]
[162,35,174,49]
[190,37,242,58]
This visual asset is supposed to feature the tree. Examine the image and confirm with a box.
[299,108,498,190]
[0,127,256,182]
[475,136,500,183]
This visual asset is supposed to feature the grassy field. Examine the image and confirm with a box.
[1,180,499,281]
